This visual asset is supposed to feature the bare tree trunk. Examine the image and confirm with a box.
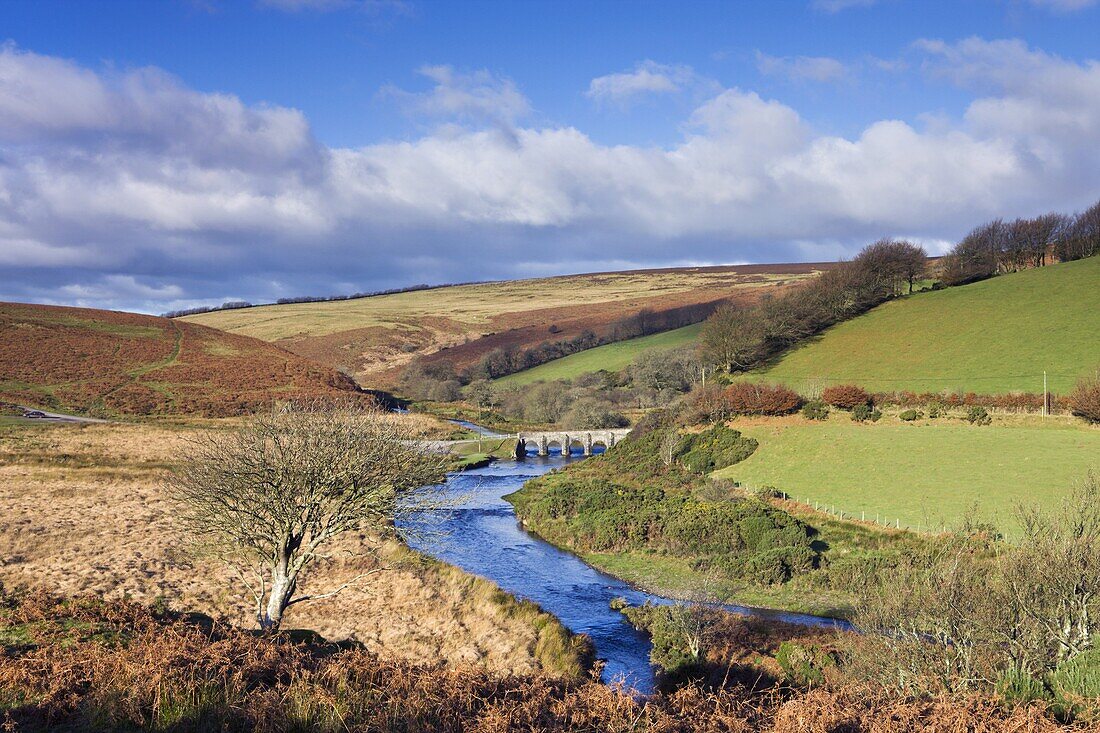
[261,556,297,630]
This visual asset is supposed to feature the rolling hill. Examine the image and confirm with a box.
[0,302,370,417]
[185,264,825,388]
[756,256,1100,395]
[494,323,703,387]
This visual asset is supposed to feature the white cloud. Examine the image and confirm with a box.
[383,65,530,126]
[586,61,698,105]
[2,40,1100,311]
[915,37,1100,171]
[756,52,849,83]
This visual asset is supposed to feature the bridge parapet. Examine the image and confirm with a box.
[515,428,631,457]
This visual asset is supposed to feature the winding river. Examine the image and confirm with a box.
[399,436,848,694]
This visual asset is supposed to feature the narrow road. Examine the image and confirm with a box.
[16,407,110,424]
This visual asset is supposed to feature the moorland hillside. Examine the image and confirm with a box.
[0,302,369,417]
[184,264,825,388]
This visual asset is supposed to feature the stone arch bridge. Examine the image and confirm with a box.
[516,428,631,458]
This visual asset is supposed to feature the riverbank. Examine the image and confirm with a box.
[401,451,852,693]
[515,507,858,620]
[506,424,929,623]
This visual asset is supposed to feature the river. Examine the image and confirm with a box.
[398,443,848,694]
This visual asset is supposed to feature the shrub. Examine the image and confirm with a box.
[821,384,870,410]
[801,400,829,421]
[776,641,835,688]
[873,390,1067,414]
[1052,649,1100,700]
[675,425,758,474]
[686,384,730,422]
[851,404,882,423]
[1069,374,1100,423]
[721,382,803,416]
[927,402,945,419]
[996,665,1050,706]
[618,602,707,682]
[898,409,922,422]
[966,406,992,426]
[743,545,817,585]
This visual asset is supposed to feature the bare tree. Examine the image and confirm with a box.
[700,304,764,373]
[855,238,927,295]
[168,401,449,631]
[659,429,681,467]
[941,220,1006,285]
[1009,213,1070,270]
[1058,200,1100,261]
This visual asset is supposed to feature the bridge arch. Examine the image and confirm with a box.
[516,428,631,458]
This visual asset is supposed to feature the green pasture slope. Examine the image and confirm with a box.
[714,418,1100,538]
[757,257,1100,395]
[494,323,702,387]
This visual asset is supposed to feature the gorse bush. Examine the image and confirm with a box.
[776,641,836,688]
[821,384,871,409]
[675,425,758,474]
[851,404,882,422]
[801,400,829,421]
[996,665,1050,706]
[899,409,922,422]
[966,406,992,425]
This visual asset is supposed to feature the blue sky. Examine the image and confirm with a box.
[2,0,1100,312]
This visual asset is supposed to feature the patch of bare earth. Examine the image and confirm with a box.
[0,421,545,674]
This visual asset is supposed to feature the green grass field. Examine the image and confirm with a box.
[713,417,1100,538]
[756,257,1100,395]
[494,323,702,386]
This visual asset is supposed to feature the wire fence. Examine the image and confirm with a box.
[750,487,952,535]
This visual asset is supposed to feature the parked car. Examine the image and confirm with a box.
[23,410,46,418]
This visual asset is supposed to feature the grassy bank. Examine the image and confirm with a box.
[714,414,1100,538]
[495,323,702,387]
[756,256,1100,395]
